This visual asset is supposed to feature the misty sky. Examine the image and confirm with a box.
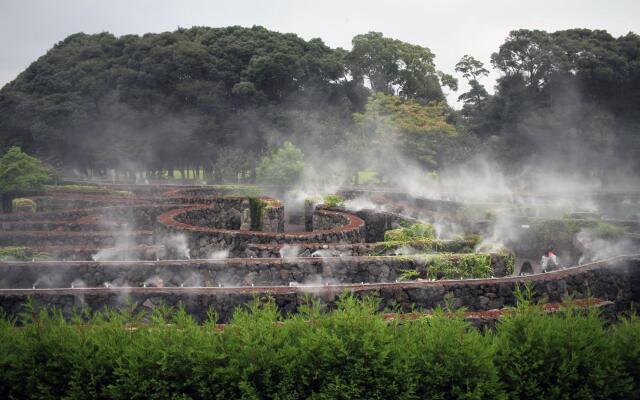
[1,0,639,106]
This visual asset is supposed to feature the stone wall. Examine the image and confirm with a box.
[351,209,418,242]
[261,203,285,232]
[0,255,637,323]
[246,239,477,258]
[0,230,153,247]
[158,206,365,258]
[0,253,513,290]
[173,199,245,230]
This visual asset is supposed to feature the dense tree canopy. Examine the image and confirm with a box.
[1,25,639,183]
[459,29,640,175]
[352,93,456,179]
[347,32,456,103]
[0,26,368,178]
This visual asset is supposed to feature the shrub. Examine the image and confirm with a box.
[0,297,638,399]
[12,197,36,212]
[384,223,436,242]
[396,253,494,280]
[494,301,633,399]
[393,309,503,399]
[424,253,493,279]
[611,315,640,398]
[323,194,344,208]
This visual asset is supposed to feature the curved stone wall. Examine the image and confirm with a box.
[157,205,365,257]
[0,255,637,322]
[0,253,511,289]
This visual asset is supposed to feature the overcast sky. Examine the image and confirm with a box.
[1,0,639,106]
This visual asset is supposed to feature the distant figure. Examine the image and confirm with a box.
[541,247,560,272]
[519,261,534,276]
[436,271,445,280]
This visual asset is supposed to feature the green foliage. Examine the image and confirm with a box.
[424,253,493,279]
[323,193,344,208]
[530,218,626,244]
[256,141,305,186]
[11,197,36,213]
[397,253,494,280]
[372,238,478,256]
[248,197,266,230]
[384,223,436,242]
[611,315,640,398]
[0,246,50,261]
[0,147,49,193]
[471,28,640,173]
[495,303,633,399]
[347,31,454,102]
[353,93,456,174]
[0,26,361,176]
[1,298,640,399]
[398,269,421,281]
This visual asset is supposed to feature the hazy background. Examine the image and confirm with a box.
[1,0,639,107]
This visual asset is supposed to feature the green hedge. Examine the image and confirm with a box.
[1,296,637,399]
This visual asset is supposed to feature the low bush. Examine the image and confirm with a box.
[323,194,344,208]
[495,296,634,399]
[384,223,436,242]
[0,296,638,399]
[11,197,36,212]
[398,253,494,280]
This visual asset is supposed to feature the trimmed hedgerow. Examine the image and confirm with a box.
[0,295,638,399]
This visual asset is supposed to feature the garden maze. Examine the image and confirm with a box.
[0,183,639,322]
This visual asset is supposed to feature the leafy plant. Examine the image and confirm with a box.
[323,194,344,208]
[384,223,436,242]
[398,269,421,281]
[11,197,36,213]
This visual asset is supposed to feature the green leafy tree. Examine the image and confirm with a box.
[347,32,456,103]
[455,55,490,108]
[256,141,305,186]
[0,147,50,212]
[353,93,456,179]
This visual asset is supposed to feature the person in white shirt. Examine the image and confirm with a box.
[541,247,560,272]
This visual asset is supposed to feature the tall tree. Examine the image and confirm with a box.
[347,32,456,103]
